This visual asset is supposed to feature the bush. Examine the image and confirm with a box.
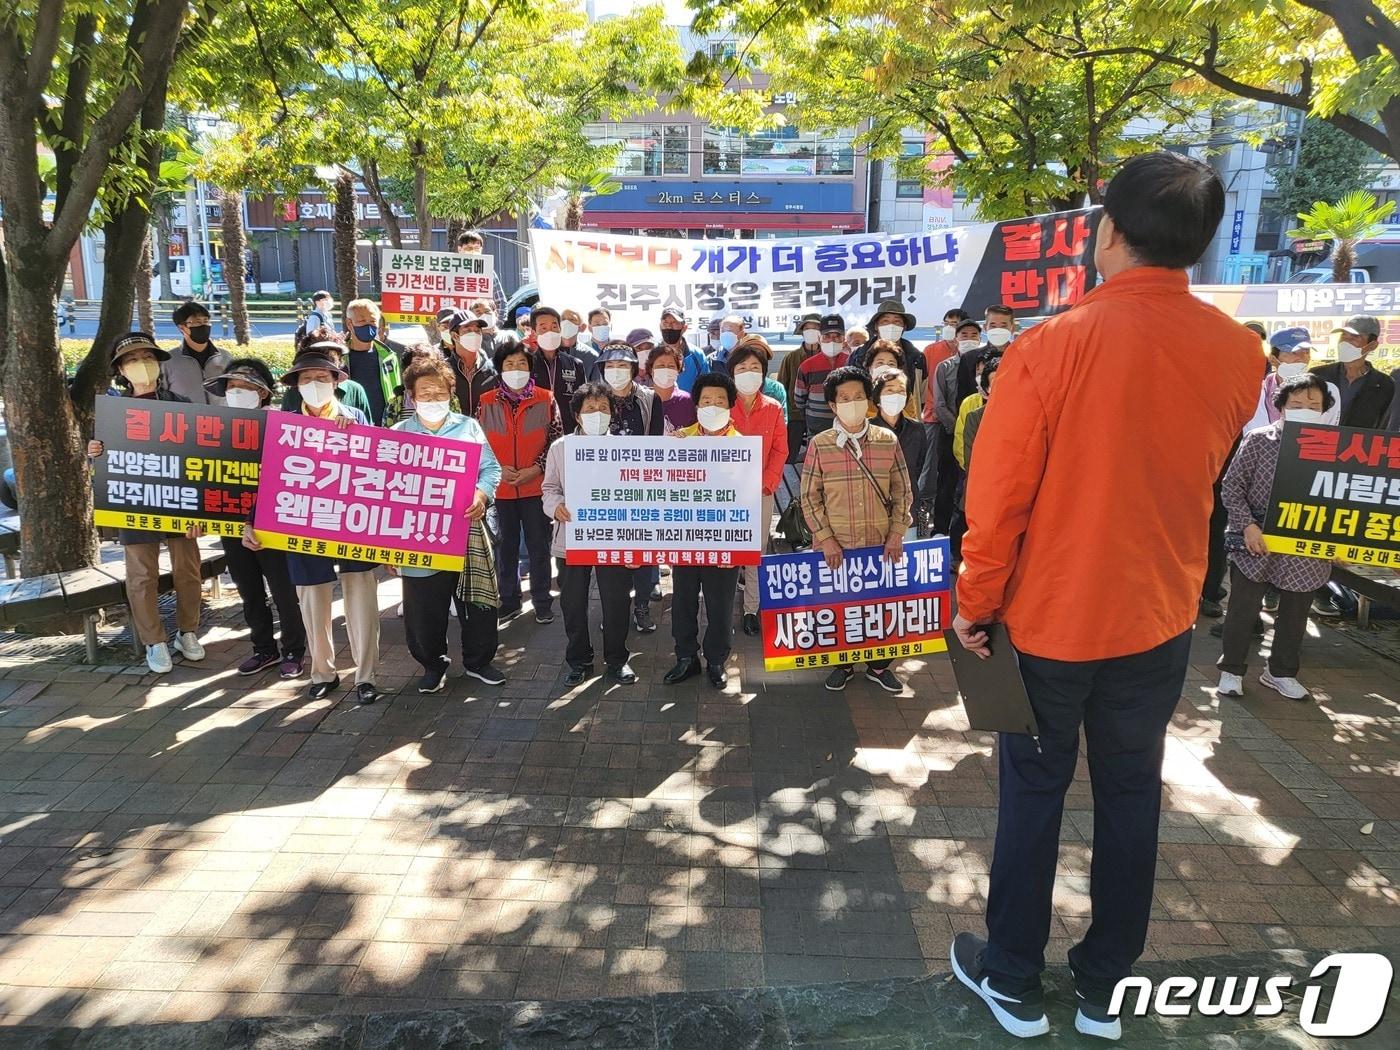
[62,337,299,378]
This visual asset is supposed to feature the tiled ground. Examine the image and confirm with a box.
[0,573,1396,1029]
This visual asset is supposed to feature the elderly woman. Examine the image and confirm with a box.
[1217,374,1335,703]
[871,369,927,523]
[640,342,697,434]
[393,355,504,693]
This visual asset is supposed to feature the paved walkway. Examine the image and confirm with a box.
[0,574,1397,1033]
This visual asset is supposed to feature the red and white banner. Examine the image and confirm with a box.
[381,249,495,323]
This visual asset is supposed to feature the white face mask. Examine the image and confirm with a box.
[734,371,763,396]
[459,331,482,352]
[957,339,980,354]
[560,320,579,340]
[880,392,907,417]
[986,327,1013,348]
[502,369,530,391]
[592,324,610,344]
[479,312,497,329]
[416,399,451,424]
[580,411,611,436]
[650,367,678,390]
[536,331,561,352]
[941,324,957,342]
[801,329,821,346]
[1276,361,1307,380]
[1283,407,1325,425]
[604,367,632,391]
[299,380,335,408]
[224,387,262,410]
[121,359,161,388]
[697,405,731,432]
[820,339,843,358]
[877,323,903,342]
[1336,342,1364,363]
[834,399,868,427]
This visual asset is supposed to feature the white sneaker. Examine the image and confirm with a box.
[1260,671,1310,701]
[145,642,172,674]
[172,631,205,661]
[1216,671,1243,697]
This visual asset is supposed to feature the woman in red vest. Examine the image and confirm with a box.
[477,335,563,624]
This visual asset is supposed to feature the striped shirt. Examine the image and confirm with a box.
[799,423,911,548]
[793,351,849,438]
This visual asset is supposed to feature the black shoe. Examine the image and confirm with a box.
[650,584,663,602]
[497,605,523,624]
[565,663,593,685]
[664,658,700,684]
[1310,597,1341,618]
[865,667,903,693]
[417,659,449,694]
[356,683,379,705]
[608,662,637,684]
[706,664,726,689]
[465,661,506,686]
[634,607,656,633]
[1199,597,1223,618]
[949,933,1049,1038]
[307,676,341,700]
[824,666,854,691]
[535,608,555,625]
[742,613,760,636]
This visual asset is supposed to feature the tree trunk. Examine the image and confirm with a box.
[362,157,403,248]
[135,228,154,333]
[1333,241,1355,282]
[334,171,358,309]
[154,200,175,300]
[220,188,250,344]
[446,216,465,250]
[413,151,430,249]
[248,242,263,295]
[565,194,583,231]
[291,232,303,291]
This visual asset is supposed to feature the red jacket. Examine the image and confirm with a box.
[732,392,788,495]
[921,339,956,423]
[957,267,1260,661]
[477,387,558,500]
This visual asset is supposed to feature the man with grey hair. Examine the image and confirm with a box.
[708,313,747,372]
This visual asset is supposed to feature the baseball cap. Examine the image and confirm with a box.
[1268,326,1313,354]
[625,327,656,348]
[794,312,822,334]
[1332,314,1381,340]
[819,313,846,335]
[660,307,686,323]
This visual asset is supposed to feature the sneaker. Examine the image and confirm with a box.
[1074,988,1122,1041]
[1199,597,1223,618]
[824,666,854,691]
[1216,671,1243,698]
[417,658,449,694]
[1262,588,1280,613]
[465,662,506,686]
[565,664,592,685]
[608,662,637,684]
[535,608,555,625]
[396,601,404,618]
[144,642,173,675]
[238,651,279,676]
[742,613,760,636]
[949,933,1050,1039]
[279,655,305,679]
[498,605,523,624]
[172,631,205,661]
[633,607,656,634]
[356,682,380,705]
[307,676,341,700]
[1260,671,1311,701]
[865,667,903,693]
[1310,597,1340,618]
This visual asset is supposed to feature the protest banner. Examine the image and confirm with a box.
[561,435,763,566]
[1263,421,1400,567]
[92,398,263,537]
[758,537,952,671]
[530,209,1098,336]
[253,411,480,571]
[380,248,496,323]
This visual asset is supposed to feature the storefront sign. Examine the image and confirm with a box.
[380,249,495,323]
[587,179,855,214]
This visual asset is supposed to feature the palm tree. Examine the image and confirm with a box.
[1287,190,1397,282]
[219,188,251,344]
[560,168,622,230]
[334,170,359,310]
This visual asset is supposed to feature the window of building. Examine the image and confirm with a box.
[702,126,854,177]
[1255,196,1285,252]
[708,41,737,62]
[895,141,925,198]
[584,123,690,177]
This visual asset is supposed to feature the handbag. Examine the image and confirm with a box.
[846,441,896,517]
[775,469,811,550]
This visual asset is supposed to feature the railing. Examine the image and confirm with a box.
[56,297,315,339]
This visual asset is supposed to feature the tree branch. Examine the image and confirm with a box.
[26,0,67,98]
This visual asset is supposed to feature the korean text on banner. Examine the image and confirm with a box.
[1263,421,1400,567]
[562,435,763,566]
[530,210,1098,337]
[758,537,953,671]
[381,249,496,323]
[253,410,480,571]
[92,398,263,537]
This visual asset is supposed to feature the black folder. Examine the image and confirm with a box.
[944,623,1041,744]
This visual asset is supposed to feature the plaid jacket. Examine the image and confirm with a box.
[799,424,911,548]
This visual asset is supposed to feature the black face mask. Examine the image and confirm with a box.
[659,328,683,345]
[187,324,211,344]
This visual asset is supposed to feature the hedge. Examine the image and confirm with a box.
[62,337,299,377]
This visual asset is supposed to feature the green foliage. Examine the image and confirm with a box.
[1287,189,1397,280]
[1270,117,1377,220]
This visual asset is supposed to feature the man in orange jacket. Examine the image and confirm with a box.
[948,153,1260,1040]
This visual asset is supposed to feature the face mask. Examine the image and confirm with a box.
[719,330,738,352]
[877,323,903,342]
[941,324,957,342]
[560,320,579,340]
[651,367,678,390]
[416,399,451,424]
[957,339,981,354]
[459,331,482,352]
[880,393,908,417]
[481,313,497,329]
[1276,361,1307,380]
[1283,407,1325,425]
[697,405,731,431]
[224,387,262,411]
[986,328,1013,348]
[660,328,683,345]
[801,329,821,346]
[580,411,611,436]
[502,369,530,391]
[1337,342,1364,363]
[820,339,843,358]
[592,324,610,343]
[734,371,763,396]
[299,380,335,408]
[835,400,868,427]
[604,367,631,391]
[536,331,561,352]
[187,324,211,344]
[352,323,377,342]
[121,359,161,388]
